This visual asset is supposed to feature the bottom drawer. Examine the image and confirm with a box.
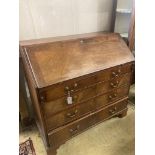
[48,113,94,147]
[48,99,128,147]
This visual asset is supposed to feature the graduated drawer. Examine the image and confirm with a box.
[94,85,129,110]
[42,73,130,116]
[42,85,95,118]
[48,99,128,147]
[95,72,131,94]
[39,63,133,102]
[44,85,129,131]
[94,99,128,124]
[45,99,94,131]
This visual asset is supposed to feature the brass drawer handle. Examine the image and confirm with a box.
[74,83,78,88]
[65,86,70,91]
[118,69,121,73]
[109,107,117,114]
[112,72,118,77]
[67,109,78,118]
[112,69,121,77]
[110,81,119,88]
[65,87,74,93]
[65,83,78,90]
[108,93,117,99]
[69,125,80,133]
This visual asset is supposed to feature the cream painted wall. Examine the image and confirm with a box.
[114,0,132,34]
[19,0,113,41]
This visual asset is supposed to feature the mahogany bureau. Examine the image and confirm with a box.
[20,32,134,155]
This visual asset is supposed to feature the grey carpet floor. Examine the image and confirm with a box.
[19,103,135,155]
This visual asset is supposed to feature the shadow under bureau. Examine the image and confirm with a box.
[20,32,134,155]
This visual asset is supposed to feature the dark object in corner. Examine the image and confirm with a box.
[19,138,36,155]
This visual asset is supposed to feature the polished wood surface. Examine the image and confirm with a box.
[48,99,128,148]
[45,99,94,131]
[39,63,132,102]
[20,32,134,155]
[21,33,134,88]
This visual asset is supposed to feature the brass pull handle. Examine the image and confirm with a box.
[108,93,117,99]
[65,85,76,93]
[65,88,74,93]
[69,125,80,133]
[110,83,116,88]
[110,81,119,88]
[74,83,78,88]
[65,86,70,91]
[67,109,78,118]
[112,69,121,77]
[108,95,113,99]
[118,69,121,73]
[114,93,117,97]
[109,107,117,114]
[112,72,118,77]
[80,40,84,43]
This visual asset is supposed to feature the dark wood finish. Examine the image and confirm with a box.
[19,57,35,128]
[45,84,129,131]
[48,99,128,148]
[111,0,118,32]
[128,0,135,84]
[117,108,128,118]
[45,99,94,131]
[128,0,135,52]
[42,73,131,117]
[20,32,134,155]
[94,85,129,110]
[19,58,30,127]
[39,64,132,102]
[20,47,49,147]
[21,33,133,88]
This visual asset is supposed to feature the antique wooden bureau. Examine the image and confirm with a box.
[20,32,134,155]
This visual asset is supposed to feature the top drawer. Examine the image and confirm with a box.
[39,63,133,102]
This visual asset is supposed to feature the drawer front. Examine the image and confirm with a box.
[95,63,131,82]
[44,85,129,131]
[45,99,94,131]
[42,85,96,117]
[48,113,94,147]
[48,99,128,147]
[39,63,133,102]
[42,73,130,116]
[94,99,128,123]
[94,85,129,110]
[95,72,131,94]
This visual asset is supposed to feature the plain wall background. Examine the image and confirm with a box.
[19,0,113,40]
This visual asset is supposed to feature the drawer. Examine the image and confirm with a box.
[45,99,94,131]
[42,85,96,116]
[94,85,129,110]
[96,63,132,82]
[48,112,95,147]
[42,84,129,117]
[48,99,128,147]
[45,94,128,132]
[39,63,133,102]
[95,72,131,94]
[39,74,96,102]
[94,99,128,123]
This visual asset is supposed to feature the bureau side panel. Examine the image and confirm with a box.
[20,46,49,147]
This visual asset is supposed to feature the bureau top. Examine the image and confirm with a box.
[20,32,134,88]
